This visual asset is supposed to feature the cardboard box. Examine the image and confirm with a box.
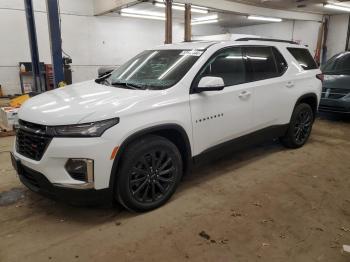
[0,107,19,130]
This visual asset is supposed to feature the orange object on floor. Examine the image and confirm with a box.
[9,94,30,108]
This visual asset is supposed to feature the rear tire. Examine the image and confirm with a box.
[115,135,183,212]
[280,103,314,148]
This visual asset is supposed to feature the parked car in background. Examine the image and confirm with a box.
[11,38,322,212]
[319,52,350,113]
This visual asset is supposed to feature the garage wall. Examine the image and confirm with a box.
[228,20,321,56]
[0,0,224,95]
[0,0,97,95]
[229,21,293,40]
[3,0,345,95]
[326,14,349,60]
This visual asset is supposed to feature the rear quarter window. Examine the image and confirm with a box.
[287,48,318,70]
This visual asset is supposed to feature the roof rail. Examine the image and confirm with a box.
[236,37,298,45]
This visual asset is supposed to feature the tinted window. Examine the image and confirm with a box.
[322,52,350,74]
[245,47,278,81]
[287,48,318,70]
[198,47,246,86]
[272,47,288,74]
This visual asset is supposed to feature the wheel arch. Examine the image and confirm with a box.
[294,93,318,119]
[109,124,192,188]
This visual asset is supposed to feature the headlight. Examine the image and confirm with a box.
[47,118,119,137]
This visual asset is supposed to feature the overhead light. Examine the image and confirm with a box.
[324,3,350,12]
[192,14,218,21]
[154,3,185,11]
[121,8,165,17]
[120,8,165,20]
[191,5,208,11]
[247,15,282,22]
[154,2,208,14]
[191,19,218,25]
[120,13,165,20]
[191,14,218,25]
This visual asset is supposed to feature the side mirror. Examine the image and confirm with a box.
[98,66,116,78]
[195,76,225,92]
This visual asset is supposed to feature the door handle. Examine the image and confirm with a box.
[286,81,294,88]
[239,90,251,99]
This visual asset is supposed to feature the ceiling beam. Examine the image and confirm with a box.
[176,0,323,22]
[93,0,139,16]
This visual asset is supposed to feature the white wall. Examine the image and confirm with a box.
[326,14,349,60]
[229,21,294,41]
[0,0,224,95]
[229,20,321,56]
[2,0,346,95]
[230,16,350,62]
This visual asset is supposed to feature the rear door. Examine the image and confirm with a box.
[244,46,289,129]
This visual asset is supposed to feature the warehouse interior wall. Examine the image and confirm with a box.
[0,0,224,95]
[1,0,349,95]
[229,20,321,57]
[326,14,349,60]
[229,15,350,61]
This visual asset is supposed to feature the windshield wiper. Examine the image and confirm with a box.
[111,81,145,90]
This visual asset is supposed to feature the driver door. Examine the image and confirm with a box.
[190,46,254,155]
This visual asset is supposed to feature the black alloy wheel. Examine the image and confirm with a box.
[116,135,182,212]
[294,108,313,144]
[129,150,176,203]
[280,103,314,148]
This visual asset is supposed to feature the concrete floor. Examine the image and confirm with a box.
[0,115,349,262]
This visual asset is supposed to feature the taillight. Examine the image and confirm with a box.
[316,73,324,82]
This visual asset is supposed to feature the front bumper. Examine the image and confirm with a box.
[11,153,112,205]
[13,136,117,189]
[319,98,350,113]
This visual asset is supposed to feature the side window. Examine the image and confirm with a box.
[198,47,246,86]
[245,46,279,81]
[287,48,318,70]
[272,47,288,74]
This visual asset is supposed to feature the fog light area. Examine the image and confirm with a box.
[65,159,94,183]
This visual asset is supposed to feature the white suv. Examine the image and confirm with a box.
[11,37,322,211]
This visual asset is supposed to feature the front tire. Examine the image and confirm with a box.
[280,103,314,148]
[116,135,183,212]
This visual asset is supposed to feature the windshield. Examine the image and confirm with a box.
[322,52,350,75]
[102,49,203,90]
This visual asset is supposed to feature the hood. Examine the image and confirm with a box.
[323,74,350,90]
[18,80,162,125]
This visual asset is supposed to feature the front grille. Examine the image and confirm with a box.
[322,87,350,99]
[16,120,51,161]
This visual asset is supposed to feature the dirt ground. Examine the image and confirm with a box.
[0,114,350,262]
